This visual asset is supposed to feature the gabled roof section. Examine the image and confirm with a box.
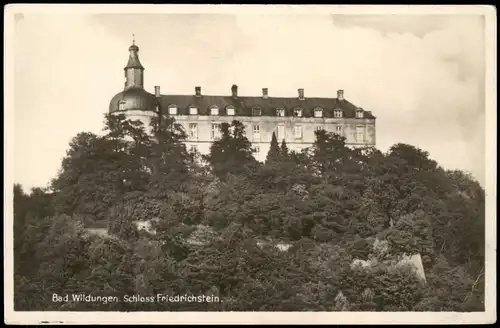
[158,94,376,119]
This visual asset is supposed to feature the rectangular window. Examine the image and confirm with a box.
[277,125,285,141]
[277,109,285,117]
[356,110,364,119]
[294,108,303,117]
[314,109,323,118]
[356,126,365,143]
[334,110,343,118]
[211,107,219,116]
[118,101,125,111]
[189,123,198,140]
[253,124,260,141]
[252,108,262,116]
[169,107,178,115]
[294,125,303,140]
[189,107,198,115]
[211,123,221,140]
[252,145,260,154]
[227,107,235,116]
[335,125,343,135]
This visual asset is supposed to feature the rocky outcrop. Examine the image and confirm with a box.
[350,238,427,283]
[256,239,293,252]
[396,253,426,283]
[132,217,160,235]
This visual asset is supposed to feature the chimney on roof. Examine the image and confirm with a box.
[337,89,344,101]
[231,84,238,98]
[298,88,305,100]
[262,88,269,99]
[154,86,160,98]
[195,86,201,97]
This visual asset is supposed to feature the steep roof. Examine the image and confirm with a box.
[158,94,376,119]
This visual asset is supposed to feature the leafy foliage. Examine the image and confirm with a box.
[203,121,259,180]
[13,114,485,311]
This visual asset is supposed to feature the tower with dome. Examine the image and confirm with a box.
[109,37,160,135]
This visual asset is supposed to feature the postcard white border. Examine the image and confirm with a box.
[3,4,497,325]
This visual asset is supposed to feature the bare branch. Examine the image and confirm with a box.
[462,268,484,304]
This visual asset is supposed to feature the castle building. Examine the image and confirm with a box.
[109,41,376,161]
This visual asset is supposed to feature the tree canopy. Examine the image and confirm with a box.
[14,114,486,311]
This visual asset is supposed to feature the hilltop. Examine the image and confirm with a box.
[13,113,485,311]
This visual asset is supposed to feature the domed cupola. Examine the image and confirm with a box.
[109,87,159,113]
[109,36,159,114]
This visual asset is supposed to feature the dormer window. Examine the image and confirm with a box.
[118,101,126,111]
[276,108,285,117]
[294,107,303,117]
[314,107,323,118]
[189,106,198,115]
[226,105,235,116]
[334,109,343,118]
[210,105,219,116]
[168,104,178,115]
[356,108,364,119]
[252,107,262,116]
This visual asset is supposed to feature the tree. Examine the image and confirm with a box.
[14,214,93,310]
[415,256,484,311]
[147,113,192,194]
[13,107,486,313]
[51,114,153,220]
[204,120,258,180]
[388,143,438,172]
[306,182,361,241]
[107,204,140,241]
[265,132,281,164]
[14,184,54,278]
[430,171,485,269]
[386,210,434,263]
[309,129,359,179]
[280,139,289,158]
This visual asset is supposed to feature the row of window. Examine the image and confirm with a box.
[166,105,364,119]
[187,123,365,142]
[202,123,302,141]
[189,144,262,154]
[116,99,366,119]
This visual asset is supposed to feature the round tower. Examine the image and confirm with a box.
[109,36,159,134]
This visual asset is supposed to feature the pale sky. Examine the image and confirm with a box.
[12,8,488,190]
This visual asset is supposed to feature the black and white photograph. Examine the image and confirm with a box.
[4,4,496,325]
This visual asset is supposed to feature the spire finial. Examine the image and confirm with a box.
[132,33,135,45]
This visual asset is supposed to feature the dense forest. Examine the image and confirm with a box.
[13,113,485,311]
